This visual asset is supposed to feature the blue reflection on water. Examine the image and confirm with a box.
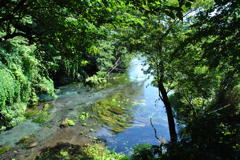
[96,58,170,155]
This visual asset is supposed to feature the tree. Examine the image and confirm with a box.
[0,0,133,128]
[123,0,200,143]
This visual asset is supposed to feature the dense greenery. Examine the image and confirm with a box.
[35,143,129,160]
[0,0,239,159]
[0,0,131,129]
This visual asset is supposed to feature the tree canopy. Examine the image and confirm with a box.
[0,0,239,159]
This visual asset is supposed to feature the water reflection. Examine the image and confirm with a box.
[95,58,169,155]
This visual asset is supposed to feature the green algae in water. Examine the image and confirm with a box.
[24,103,53,124]
[60,118,76,127]
[79,112,90,121]
[90,73,131,90]
[91,84,142,133]
[32,111,50,124]
[108,73,131,86]
[0,145,11,155]
[16,135,37,148]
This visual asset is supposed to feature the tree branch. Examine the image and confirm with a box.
[107,57,121,76]
[150,118,166,144]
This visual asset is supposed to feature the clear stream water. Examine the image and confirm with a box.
[96,58,169,155]
[0,58,169,159]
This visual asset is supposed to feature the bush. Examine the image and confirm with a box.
[0,39,54,129]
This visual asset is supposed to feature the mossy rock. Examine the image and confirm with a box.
[16,135,37,148]
[60,118,75,127]
[67,119,75,126]
[25,106,51,124]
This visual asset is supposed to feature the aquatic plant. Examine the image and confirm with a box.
[83,144,129,160]
[25,104,52,124]
[79,112,90,121]
[67,119,75,126]
[60,118,76,127]
[91,85,141,133]
[0,145,11,155]
[16,135,37,148]
[32,111,50,124]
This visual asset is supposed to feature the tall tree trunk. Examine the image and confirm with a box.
[158,78,177,143]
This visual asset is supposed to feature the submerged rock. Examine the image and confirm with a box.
[28,142,38,148]
[16,135,37,148]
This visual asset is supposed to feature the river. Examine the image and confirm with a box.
[95,58,169,154]
[0,57,169,159]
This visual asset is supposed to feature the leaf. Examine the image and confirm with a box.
[176,11,183,20]
[178,0,185,7]
[164,10,176,19]
[185,2,192,8]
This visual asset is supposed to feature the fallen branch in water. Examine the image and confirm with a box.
[150,118,166,145]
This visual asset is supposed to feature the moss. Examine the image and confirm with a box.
[79,112,90,121]
[60,118,75,127]
[24,109,40,119]
[32,111,50,124]
[16,135,36,148]
[103,73,131,89]
[0,145,11,155]
[43,103,53,111]
[67,119,75,126]
[24,103,53,124]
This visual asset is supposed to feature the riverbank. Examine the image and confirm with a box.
[0,58,168,160]
[0,79,132,159]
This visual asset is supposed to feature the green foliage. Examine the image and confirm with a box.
[0,40,54,129]
[0,1,239,159]
[35,143,129,160]
[131,144,161,160]
[83,144,129,160]
[0,0,135,128]
[86,72,107,86]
